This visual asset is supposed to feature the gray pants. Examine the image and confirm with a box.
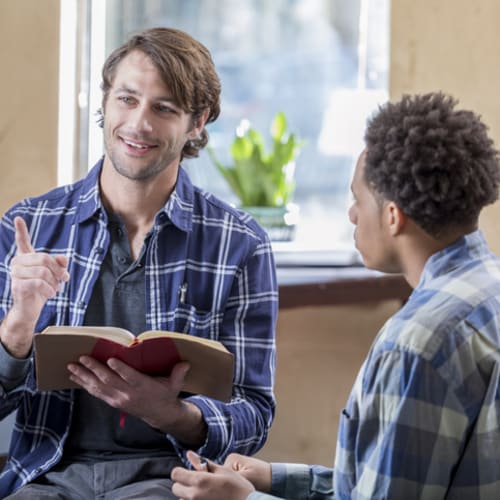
[4,456,183,499]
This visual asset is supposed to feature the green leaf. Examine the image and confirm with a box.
[207,111,303,207]
[230,136,253,161]
[271,111,286,141]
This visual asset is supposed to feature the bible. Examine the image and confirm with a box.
[34,326,234,402]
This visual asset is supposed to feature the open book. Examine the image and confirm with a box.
[34,326,234,402]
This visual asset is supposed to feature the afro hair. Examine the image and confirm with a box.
[364,92,500,237]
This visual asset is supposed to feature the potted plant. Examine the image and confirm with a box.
[207,111,303,241]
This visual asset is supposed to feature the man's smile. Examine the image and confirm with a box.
[119,135,158,155]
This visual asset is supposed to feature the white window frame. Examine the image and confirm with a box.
[58,0,389,265]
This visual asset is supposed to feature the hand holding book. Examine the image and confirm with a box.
[34,326,234,401]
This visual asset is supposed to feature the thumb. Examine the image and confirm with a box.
[186,450,208,471]
[169,361,190,387]
[14,216,34,254]
[186,450,224,473]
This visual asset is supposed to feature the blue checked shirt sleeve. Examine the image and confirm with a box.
[0,215,34,417]
[168,237,278,462]
[245,463,334,499]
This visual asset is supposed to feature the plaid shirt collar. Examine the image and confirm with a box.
[74,157,194,233]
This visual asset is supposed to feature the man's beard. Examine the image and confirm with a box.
[104,130,181,182]
[107,148,169,181]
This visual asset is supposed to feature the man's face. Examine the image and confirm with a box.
[348,150,399,272]
[101,50,202,182]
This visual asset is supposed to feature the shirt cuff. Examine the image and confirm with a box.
[0,340,31,390]
[247,492,284,500]
[270,462,310,497]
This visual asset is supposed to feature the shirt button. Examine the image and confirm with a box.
[119,256,127,264]
[95,246,104,254]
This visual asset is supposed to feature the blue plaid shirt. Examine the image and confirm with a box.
[251,230,500,500]
[0,160,278,497]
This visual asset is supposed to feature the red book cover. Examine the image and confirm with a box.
[90,337,181,375]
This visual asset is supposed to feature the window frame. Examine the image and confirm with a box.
[58,0,390,267]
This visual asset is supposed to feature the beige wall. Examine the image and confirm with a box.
[391,0,500,252]
[0,0,59,214]
[257,301,400,465]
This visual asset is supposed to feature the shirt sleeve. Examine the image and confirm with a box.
[0,341,31,391]
[247,494,284,500]
[0,213,32,396]
[168,237,278,462]
[270,463,335,499]
[336,349,469,499]
[0,215,35,423]
[244,463,335,500]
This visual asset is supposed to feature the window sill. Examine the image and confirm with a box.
[277,264,412,309]
[273,242,362,268]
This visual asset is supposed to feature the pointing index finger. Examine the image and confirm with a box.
[14,217,35,255]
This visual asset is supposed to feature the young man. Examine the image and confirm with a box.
[171,92,500,499]
[0,28,278,498]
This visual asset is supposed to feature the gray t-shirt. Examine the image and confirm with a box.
[63,213,175,461]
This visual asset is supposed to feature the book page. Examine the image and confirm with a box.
[40,325,134,345]
[138,330,230,352]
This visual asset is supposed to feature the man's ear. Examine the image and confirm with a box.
[189,109,210,139]
[385,201,406,236]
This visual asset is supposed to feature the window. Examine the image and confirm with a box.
[62,0,389,262]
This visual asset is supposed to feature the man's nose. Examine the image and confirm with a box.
[130,105,153,133]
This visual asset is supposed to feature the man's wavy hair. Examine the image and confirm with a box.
[97,27,221,161]
[364,92,500,237]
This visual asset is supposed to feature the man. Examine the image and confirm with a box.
[171,92,500,499]
[0,27,277,498]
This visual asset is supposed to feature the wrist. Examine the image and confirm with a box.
[161,400,207,447]
[0,310,35,359]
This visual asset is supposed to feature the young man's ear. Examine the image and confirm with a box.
[189,109,210,139]
[385,201,406,236]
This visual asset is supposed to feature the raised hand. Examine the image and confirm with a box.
[0,216,69,358]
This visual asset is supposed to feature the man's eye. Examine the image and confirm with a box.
[118,96,134,104]
[156,104,174,113]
